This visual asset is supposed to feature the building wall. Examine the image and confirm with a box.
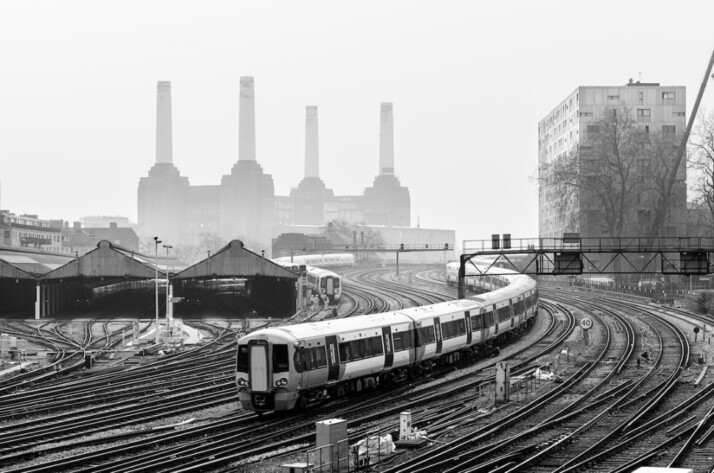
[0,212,68,253]
[538,83,687,240]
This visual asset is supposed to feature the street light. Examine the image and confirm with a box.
[163,244,173,331]
[153,236,161,344]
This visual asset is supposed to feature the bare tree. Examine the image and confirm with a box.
[321,219,385,263]
[540,105,685,239]
[540,106,647,237]
[689,109,714,234]
[643,129,686,238]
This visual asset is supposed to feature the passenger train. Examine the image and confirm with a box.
[236,264,538,412]
[445,260,515,292]
[272,253,355,269]
[273,261,343,304]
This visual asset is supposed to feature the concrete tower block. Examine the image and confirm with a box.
[239,76,257,162]
[379,102,394,175]
[305,106,319,178]
[156,81,173,164]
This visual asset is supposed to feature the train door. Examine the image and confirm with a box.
[382,327,394,369]
[297,341,308,387]
[325,336,340,382]
[413,323,425,362]
[465,311,472,345]
[434,318,443,355]
[510,299,515,328]
[249,342,269,392]
[492,305,498,335]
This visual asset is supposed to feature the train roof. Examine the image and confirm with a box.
[306,266,340,277]
[257,311,416,340]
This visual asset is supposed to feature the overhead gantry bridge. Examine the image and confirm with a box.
[0,240,297,319]
[458,234,714,298]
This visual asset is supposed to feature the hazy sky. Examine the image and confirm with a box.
[1,1,713,246]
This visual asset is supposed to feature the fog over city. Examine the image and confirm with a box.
[1,0,713,246]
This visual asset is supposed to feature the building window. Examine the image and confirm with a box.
[673,111,685,117]
[662,91,676,101]
[662,125,676,134]
[645,125,650,134]
[639,91,644,105]
[586,125,599,133]
[579,112,593,117]
[637,109,651,121]
[608,95,619,100]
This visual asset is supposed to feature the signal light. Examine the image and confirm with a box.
[399,243,404,250]
[445,243,449,250]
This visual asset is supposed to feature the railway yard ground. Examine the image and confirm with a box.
[1,268,714,472]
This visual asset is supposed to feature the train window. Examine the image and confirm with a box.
[237,345,249,372]
[272,344,289,372]
[421,326,436,344]
[350,340,362,359]
[393,330,413,351]
[294,349,305,373]
[371,336,384,355]
[497,306,510,322]
[314,347,327,368]
[363,339,372,357]
[515,299,526,315]
[339,343,351,363]
[471,315,483,330]
[413,328,422,347]
[393,332,404,351]
[358,339,367,357]
[321,278,327,288]
[485,311,495,326]
[442,320,466,339]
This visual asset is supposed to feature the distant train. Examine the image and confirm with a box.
[236,264,538,412]
[445,261,514,292]
[272,261,343,304]
[272,253,355,269]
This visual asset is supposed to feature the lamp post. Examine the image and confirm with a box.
[163,244,173,331]
[153,236,162,344]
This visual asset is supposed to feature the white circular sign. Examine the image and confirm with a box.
[580,317,593,330]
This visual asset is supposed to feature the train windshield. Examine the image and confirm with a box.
[272,344,289,372]
[237,345,249,372]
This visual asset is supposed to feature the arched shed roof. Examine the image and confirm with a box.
[176,240,297,280]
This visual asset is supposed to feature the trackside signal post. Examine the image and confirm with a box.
[458,235,714,299]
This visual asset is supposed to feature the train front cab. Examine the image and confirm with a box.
[321,274,341,303]
[236,337,300,412]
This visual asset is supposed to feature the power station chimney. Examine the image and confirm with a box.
[239,76,257,162]
[379,102,394,175]
[305,106,319,178]
[155,81,173,164]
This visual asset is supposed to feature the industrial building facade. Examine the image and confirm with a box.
[137,79,411,254]
[538,82,687,240]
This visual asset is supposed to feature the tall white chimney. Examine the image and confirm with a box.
[305,106,319,178]
[379,102,394,175]
[155,81,173,164]
[239,76,256,161]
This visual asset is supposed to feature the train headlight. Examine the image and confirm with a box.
[237,378,248,387]
[276,378,288,387]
